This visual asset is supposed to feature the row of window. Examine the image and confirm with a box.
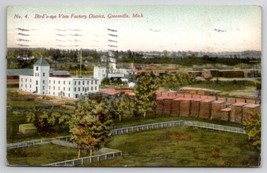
[47,86,98,92]
[34,72,46,77]
[49,80,70,85]
[74,86,98,92]
[21,84,31,88]
[21,84,46,90]
[74,80,97,85]
[49,86,71,91]
[21,78,32,82]
[48,80,97,85]
[21,78,97,86]
[48,91,70,97]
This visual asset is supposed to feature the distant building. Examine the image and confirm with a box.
[19,58,99,99]
[93,51,129,82]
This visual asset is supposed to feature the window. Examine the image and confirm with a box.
[91,87,93,91]
[49,86,51,89]
[78,87,80,91]
[74,81,76,85]
[91,81,93,85]
[64,81,65,85]
[58,87,60,90]
[53,86,55,90]
[25,84,27,88]
[82,87,84,91]
[36,80,38,85]
[30,79,32,82]
[83,81,85,85]
[68,87,70,91]
[53,92,55,95]
[43,72,45,77]
[21,78,23,82]
[21,84,22,87]
[25,78,27,82]
[78,81,80,85]
[36,66,39,71]
[95,80,97,85]
[43,86,45,90]
[43,80,45,84]
[30,85,31,88]
[95,86,97,90]
[54,80,55,84]
[58,81,60,84]
[87,81,89,84]
[74,87,76,92]
[49,80,51,84]
[68,94,70,97]
[63,87,65,91]
[69,81,71,85]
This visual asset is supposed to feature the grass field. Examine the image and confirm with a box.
[89,126,259,167]
[7,144,82,166]
[7,127,259,167]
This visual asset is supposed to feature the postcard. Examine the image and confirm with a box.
[6,5,261,167]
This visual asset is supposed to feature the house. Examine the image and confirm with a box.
[19,58,99,99]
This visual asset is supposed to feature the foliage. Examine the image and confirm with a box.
[243,111,261,152]
[103,94,135,121]
[157,72,195,88]
[26,110,71,133]
[69,99,113,157]
[134,72,158,117]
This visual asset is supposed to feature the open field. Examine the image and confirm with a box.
[7,144,84,166]
[7,126,258,167]
[89,126,259,167]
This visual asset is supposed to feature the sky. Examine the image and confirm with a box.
[7,5,261,52]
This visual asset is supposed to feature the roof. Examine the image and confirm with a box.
[7,68,71,77]
[34,58,50,66]
[7,69,33,76]
[50,70,70,76]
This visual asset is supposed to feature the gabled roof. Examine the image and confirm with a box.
[34,58,50,66]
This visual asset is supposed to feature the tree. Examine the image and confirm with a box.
[104,94,135,121]
[26,110,71,133]
[134,72,158,117]
[243,111,261,153]
[69,99,113,158]
[117,94,135,121]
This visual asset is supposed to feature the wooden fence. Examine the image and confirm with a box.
[44,151,122,166]
[184,121,246,134]
[7,120,246,150]
[110,121,185,135]
[7,136,69,150]
[110,120,246,135]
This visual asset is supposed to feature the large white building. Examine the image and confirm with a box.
[19,58,99,99]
